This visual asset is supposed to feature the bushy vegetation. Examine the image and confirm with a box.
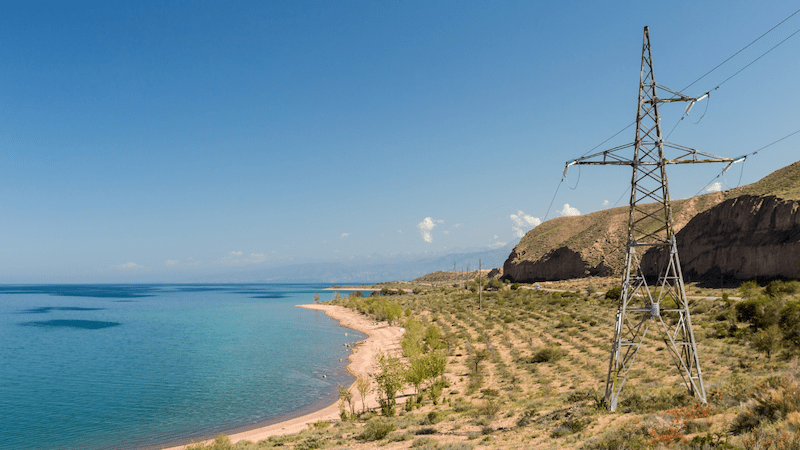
[334,292,404,324]
[198,276,800,450]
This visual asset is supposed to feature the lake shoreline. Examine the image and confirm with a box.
[160,303,404,449]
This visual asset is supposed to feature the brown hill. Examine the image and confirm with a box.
[641,161,800,281]
[504,160,800,283]
[413,270,491,284]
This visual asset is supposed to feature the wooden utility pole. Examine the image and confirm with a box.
[478,259,482,310]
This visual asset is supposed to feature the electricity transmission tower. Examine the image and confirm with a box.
[563,26,735,411]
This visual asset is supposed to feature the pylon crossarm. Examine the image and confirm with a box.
[662,143,734,164]
[563,143,635,173]
[565,142,733,175]
[653,83,700,103]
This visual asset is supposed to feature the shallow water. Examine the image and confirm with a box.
[0,284,366,450]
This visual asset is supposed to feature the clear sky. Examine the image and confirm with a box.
[1,1,799,282]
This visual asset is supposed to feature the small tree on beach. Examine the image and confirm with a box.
[338,383,355,419]
[356,376,371,414]
[373,351,406,416]
[313,293,320,304]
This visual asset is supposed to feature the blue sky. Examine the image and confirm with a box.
[1,1,799,282]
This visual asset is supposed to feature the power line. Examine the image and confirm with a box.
[580,122,635,158]
[665,10,799,141]
[742,126,800,159]
[692,126,800,197]
[681,7,800,92]
[555,12,800,223]
[714,26,800,89]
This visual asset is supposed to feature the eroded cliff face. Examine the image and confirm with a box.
[502,161,800,283]
[502,191,730,283]
[641,195,800,281]
[503,246,612,282]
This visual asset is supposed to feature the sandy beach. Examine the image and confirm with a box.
[162,304,403,449]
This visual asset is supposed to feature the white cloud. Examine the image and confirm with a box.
[510,210,542,238]
[559,204,581,216]
[417,217,441,243]
[602,200,610,207]
[705,182,722,193]
[340,233,350,238]
[443,230,450,234]
[165,259,180,266]
[117,262,142,270]
[490,241,507,249]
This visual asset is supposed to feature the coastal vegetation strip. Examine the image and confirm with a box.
[174,278,800,449]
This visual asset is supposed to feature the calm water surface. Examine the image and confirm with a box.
[0,284,366,450]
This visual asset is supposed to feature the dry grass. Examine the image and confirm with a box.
[188,279,800,450]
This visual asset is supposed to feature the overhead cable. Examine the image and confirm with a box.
[714,26,800,89]
[692,126,800,197]
[681,7,800,92]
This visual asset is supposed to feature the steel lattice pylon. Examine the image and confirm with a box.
[564,26,735,411]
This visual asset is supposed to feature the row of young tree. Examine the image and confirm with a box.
[366,318,448,417]
[332,292,447,419]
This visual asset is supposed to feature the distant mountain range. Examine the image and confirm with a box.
[198,243,517,284]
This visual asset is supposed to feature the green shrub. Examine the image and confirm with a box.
[735,295,781,330]
[530,346,566,364]
[605,286,622,301]
[387,432,414,442]
[185,435,234,450]
[516,402,538,427]
[295,434,323,450]
[731,372,800,434]
[581,423,650,450]
[618,390,692,414]
[766,279,800,298]
[310,420,330,429]
[440,444,474,450]
[356,418,396,441]
[411,436,439,448]
[566,388,600,405]
[739,280,761,298]
[550,417,589,438]
[420,411,442,425]
[477,398,501,417]
[781,300,800,348]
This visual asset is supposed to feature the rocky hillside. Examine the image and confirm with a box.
[503,160,800,283]
[641,161,800,281]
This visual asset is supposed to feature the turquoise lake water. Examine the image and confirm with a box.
[0,284,367,450]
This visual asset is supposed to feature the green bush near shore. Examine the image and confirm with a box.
[187,278,800,449]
